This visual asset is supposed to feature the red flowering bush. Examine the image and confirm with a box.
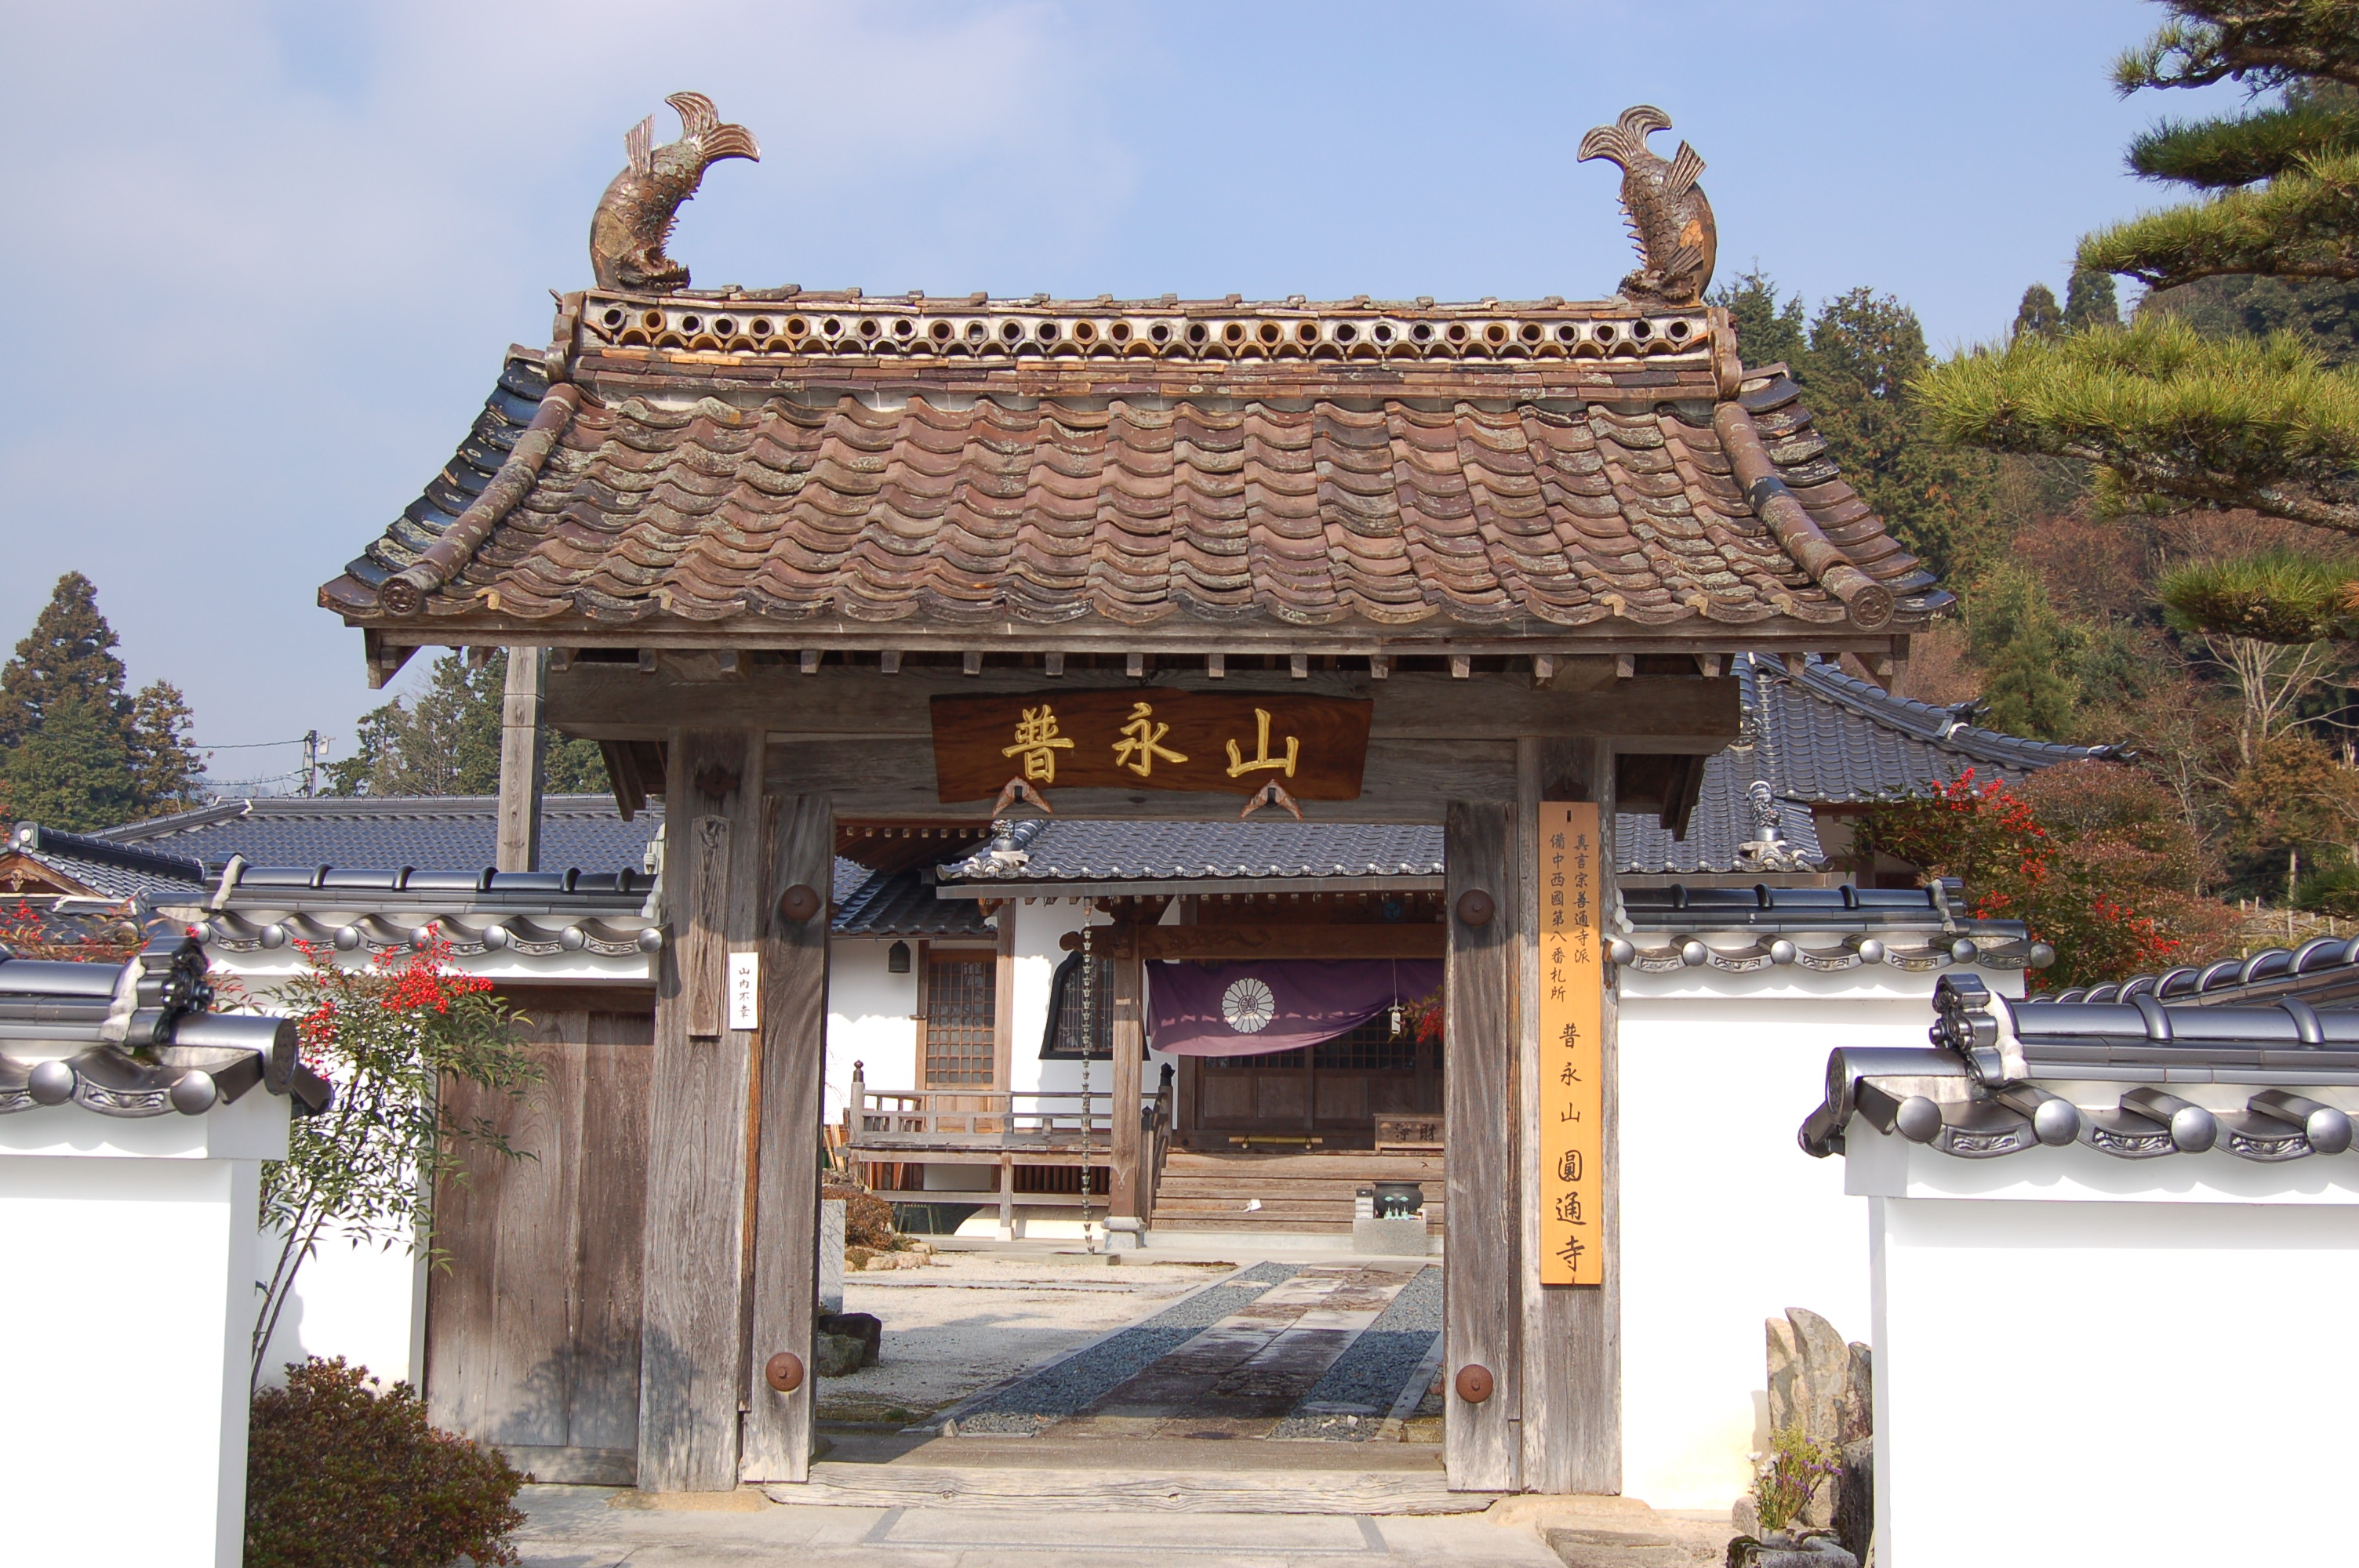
[247,1356,523,1568]
[1853,764,2230,990]
[0,896,149,961]
[254,932,537,1385]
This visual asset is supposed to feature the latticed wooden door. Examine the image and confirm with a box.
[923,955,996,1088]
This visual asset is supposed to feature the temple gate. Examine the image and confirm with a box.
[315,96,1943,1494]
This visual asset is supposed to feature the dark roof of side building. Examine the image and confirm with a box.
[833,858,990,937]
[1746,654,2125,803]
[88,796,662,876]
[5,825,211,901]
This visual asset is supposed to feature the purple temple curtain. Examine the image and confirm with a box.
[1147,960,1443,1058]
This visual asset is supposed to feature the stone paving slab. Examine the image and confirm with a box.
[509,1486,1573,1568]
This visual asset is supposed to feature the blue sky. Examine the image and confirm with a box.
[0,1,2248,782]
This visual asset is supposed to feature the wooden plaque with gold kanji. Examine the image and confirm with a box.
[930,688,1372,801]
[1537,800,1605,1287]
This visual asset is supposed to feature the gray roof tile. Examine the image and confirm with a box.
[93,796,660,878]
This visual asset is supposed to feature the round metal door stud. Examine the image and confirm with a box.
[765,1352,805,1392]
[1455,1363,1495,1404]
[1456,890,1495,927]
[778,884,822,923]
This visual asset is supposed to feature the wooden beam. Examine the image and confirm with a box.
[1206,653,1225,680]
[1449,655,1471,681]
[1613,653,1634,681]
[547,666,1739,746]
[741,791,832,1483]
[1067,924,1446,961]
[1518,739,1621,1494]
[1445,797,1519,1493]
[1110,937,1144,1220]
[638,728,765,1492]
[1045,652,1065,678]
[1370,655,1390,681]
[1126,653,1144,679]
[963,652,982,676]
[1291,654,1310,680]
[800,650,820,674]
[754,738,1516,822]
[497,647,548,873]
[880,651,902,675]
[1532,655,1556,688]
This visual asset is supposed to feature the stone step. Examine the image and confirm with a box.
[769,1463,1495,1515]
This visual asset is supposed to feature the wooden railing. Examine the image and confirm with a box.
[845,1067,1147,1148]
[1145,1073,1175,1213]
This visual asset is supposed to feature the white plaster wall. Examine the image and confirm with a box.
[0,1095,287,1568]
[1855,1134,2359,1566]
[254,1221,431,1388]
[1615,962,2023,1512]
[826,936,920,1121]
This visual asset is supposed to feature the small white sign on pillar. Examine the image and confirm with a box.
[728,951,761,1031]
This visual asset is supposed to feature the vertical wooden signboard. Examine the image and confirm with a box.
[1538,801,1605,1287]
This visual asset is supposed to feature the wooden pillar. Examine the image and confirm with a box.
[998,1153,1015,1240]
[1110,930,1144,1220]
[740,792,832,1483]
[496,647,548,872]
[637,728,764,1492]
[1445,797,1521,1493]
[1518,738,1622,1494]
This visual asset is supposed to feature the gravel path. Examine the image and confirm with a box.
[952,1261,1301,1434]
[1268,1265,1441,1441]
[812,1254,1227,1426]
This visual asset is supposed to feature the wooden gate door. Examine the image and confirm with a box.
[426,996,654,1484]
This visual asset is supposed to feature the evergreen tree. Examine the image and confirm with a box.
[1,692,136,829]
[2014,283,2063,340]
[1712,272,2004,582]
[1805,289,2005,583]
[1967,565,2081,739]
[0,572,129,750]
[2061,266,2122,332]
[325,651,606,798]
[128,681,206,817]
[1713,269,1808,365]
[0,572,202,826]
[1919,4,2359,634]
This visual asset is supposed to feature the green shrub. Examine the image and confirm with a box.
[247,1357,524,1568]
[2295,860,2359,916]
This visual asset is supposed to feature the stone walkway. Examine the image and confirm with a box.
[511,1487,1572,1568]
[943,1262,1442,1441]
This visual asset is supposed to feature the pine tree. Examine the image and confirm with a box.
[325,651,606,798]
[1918,4,2359,636]
[2014,283,2063,340]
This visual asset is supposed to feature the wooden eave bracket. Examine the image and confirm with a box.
[363,630,419,691]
